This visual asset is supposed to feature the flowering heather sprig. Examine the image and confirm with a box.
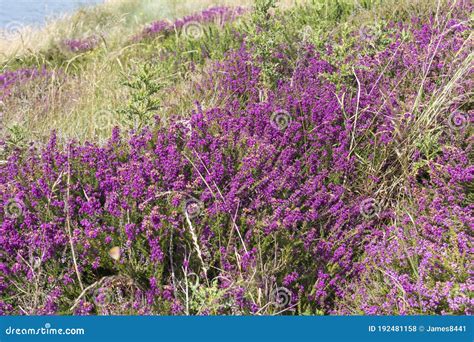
[0,67,52,100]
[137,6,246,40]
[62,35,99,53]
[140,20,173,39]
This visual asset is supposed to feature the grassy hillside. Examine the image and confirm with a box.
[0,0,472,315]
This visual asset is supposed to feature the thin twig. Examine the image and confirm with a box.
[69,279,102,312]
[191,151,248,253]
[184,210,209,280]
[349,66,361,157]
[169,228,178,300]
[65,145,84,291]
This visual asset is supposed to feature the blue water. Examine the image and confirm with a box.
[0,0,104,27]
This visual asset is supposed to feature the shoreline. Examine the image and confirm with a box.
[0,0,107,28]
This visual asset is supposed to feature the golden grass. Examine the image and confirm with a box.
[0,1,225,141]
[0,0,244,61]
[1,0,309,143]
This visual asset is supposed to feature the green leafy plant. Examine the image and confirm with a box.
[118,63,163,130]
[246,0,282,88]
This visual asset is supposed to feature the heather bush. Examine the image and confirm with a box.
[0,0,472,316]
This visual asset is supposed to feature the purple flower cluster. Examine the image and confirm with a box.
[138,6,245,40]
[0,3,472,315]
[0,67,52,100]
[62,36,99,53]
